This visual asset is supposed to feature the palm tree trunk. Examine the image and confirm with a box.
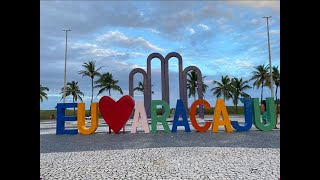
[109,89,111,96]
[261,84,264,103]
[235,103,238,113]
[275,86,279,128]
[73,98,75,116]
[90,78,93,113]
[275,86,278,101]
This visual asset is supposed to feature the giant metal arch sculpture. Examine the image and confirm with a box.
[129,52,204,118]
[182,66,204,118]
[129,68,149,117]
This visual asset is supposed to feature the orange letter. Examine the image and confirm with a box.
[190,99,212,132]
[212,99,233,133]
[77,103,99,135]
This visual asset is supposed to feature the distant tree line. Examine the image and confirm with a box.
[40,62,280,114]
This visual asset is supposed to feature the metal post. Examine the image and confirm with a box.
[262,16,274,98]
[62,29,71,103]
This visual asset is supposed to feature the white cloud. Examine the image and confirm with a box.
[97,31,128,41]
[248,47,258,52]
[186,27,195,34]
[270,30,280,35]
[198,24,209,31]
[234,60,254,69]
[71,43,97,49]
[216,18,225,25]
[146,28,160,34]
[203,79,213,84]
[215,18,233,33]
[131,52,146,57]
[215,59,225,63]
[228,1,280,12]
[89,49,125,57]
[132,64,146,69]
[70,43,148,59]
[47,94,62,97]
[250,18,259,24]
[71,43,126,57]
[120,61,128,66]
[96,31,164,51]
[256,29,280,36]
[82,95,94,101]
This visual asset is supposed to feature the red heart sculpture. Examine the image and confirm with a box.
[99,95,134,134]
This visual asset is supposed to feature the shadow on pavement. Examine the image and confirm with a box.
[41,130,280,153]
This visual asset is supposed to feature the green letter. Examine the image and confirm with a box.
[151,100,170,133]
[252,97,276,131]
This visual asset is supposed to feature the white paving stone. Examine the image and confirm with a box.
[41,147,279,179]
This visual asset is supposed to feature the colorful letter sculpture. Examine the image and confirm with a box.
[99,95,135,134]
[190,99,212,132]
[171,99,191,132]
[77,102,99,135]
[212,99,233,133]
[56,103,78,135]
[151,100,170,133]
[230,98,253,132]
[131,101,150,133]
[55,94,278,135]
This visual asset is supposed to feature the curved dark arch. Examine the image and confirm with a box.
[129,68,149,118]
[146,53,166,118]
[164,52,183,107]
[183,66,204,118]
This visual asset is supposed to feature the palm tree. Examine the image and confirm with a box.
[265,66,280,125]
[230,78,252,113]
[40,84,49,102]
[186,70,208,101]
[201,76,209,99]
[265,66,280,101]
[210,75,233,102]
[250,64,269,102]
[60,81,84,115]
[134,81,154,94]
[94,72,123,96]
[78,61,103,110]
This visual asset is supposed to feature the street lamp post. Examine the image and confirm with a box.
[62,29,71,103]
[262,16,274,98]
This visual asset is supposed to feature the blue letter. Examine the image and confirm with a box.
[56,103,78,135]
[231,98,253,131]
[172,99,191,132]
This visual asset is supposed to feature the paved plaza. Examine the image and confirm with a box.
[40,116,280,179]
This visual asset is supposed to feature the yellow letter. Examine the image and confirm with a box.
[77,103,99,135]
[212,99,233,133]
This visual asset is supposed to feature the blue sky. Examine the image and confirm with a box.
[40,1,280,110]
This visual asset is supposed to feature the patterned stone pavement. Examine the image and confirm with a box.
[40,116,280,179]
